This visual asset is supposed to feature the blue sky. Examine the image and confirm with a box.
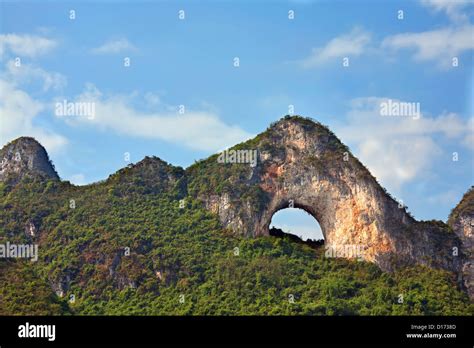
[0,0,473,239]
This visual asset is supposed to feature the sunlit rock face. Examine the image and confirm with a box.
[1,117,469,300]
[191,116,463,281]
[449,188,474,300]
[0,137,59,184]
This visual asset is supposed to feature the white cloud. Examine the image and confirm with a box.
[91,38,137,55]
[3,59,66,91]
[382,24,474,67]
[420,0,471,22]
[463,117,474,148]
[298,8,473,69]
[0,33,66,153]
[144,92,162,107]
[335,97,473,193]
[58,84,252,152]
[300,27,371,68]
[0,79,68,153]
[0,34,57,58]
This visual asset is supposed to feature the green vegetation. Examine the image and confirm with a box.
[0,121,471,315]
[0,261,71,315]
[0,167,472,316]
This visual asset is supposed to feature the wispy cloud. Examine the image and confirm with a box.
[382,1,473,67]
[299,27,371,68]
[0,79,68,153]
[0,34,57,58]
[0,33,67,152]
[3,59,66,91]
[58,84,252,152]
[336,97,473,193]
[420,0,471,22]
[91,38,137,55]
[382,24,474,68]
[298,1,473,70]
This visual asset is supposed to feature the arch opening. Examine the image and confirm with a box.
[269,207,324,247]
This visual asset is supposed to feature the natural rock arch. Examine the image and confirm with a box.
[268,203,325,241]
[192,116,463,278]
[2,116,469,299]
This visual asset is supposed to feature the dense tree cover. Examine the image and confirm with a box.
[0,260,71,315]
[0,163,472,316]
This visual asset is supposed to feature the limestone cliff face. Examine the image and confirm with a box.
[1,117,469,299]
[187,116,463,278]
[449,187,474,300]
[0,137,59,184]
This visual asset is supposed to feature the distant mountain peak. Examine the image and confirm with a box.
[0,136,59,183]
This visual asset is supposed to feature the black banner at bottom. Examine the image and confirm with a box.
[0,315,472,346]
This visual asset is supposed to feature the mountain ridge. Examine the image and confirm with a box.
[1,115,472,305]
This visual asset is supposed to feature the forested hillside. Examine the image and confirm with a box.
[0,166,472,315]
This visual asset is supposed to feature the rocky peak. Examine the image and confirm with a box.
[106,156,186,195]
[260,116,331,149]
[0,137,59,184]
[188,115,462,282]
[109,156,184,181]
[449,187,474,237]
[449,187,474,300]
[268,115,332,136]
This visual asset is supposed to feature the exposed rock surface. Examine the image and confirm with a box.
[187,116,464,284]
[0,137,59,184]
[2,116,470,300]
[449,187,474,300]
